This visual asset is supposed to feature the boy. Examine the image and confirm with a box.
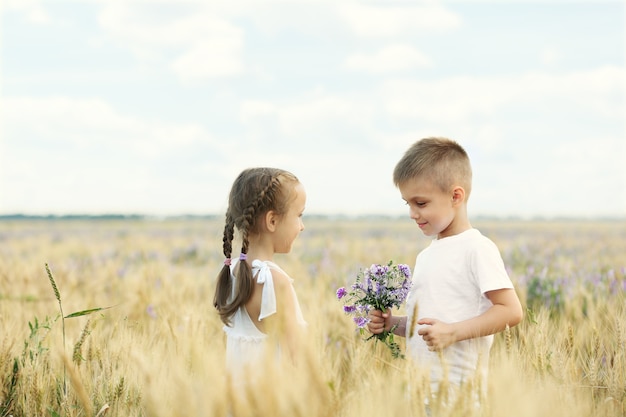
[368,137,523,402]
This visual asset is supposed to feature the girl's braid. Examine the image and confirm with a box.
[222,212,235,258]
[213,212,236,316]
[239,174,281,254]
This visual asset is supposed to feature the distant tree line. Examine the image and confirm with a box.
[0,214,149,221]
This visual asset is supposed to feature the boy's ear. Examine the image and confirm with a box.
[265,210,277,232]
[452,186,465,205]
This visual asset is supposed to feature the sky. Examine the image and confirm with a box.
[1,0,624,219]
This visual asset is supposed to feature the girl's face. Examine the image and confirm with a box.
[398,177,459,239]
[273,183,306,253]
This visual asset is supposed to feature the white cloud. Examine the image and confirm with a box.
[276,94,376,138]
[484,135,626,218]
[370,123,505,157]
[380,76,507,123]
[3,96,216,159]
[238,90,378,141]
[97,3,245,80]
[380,66,625,123]
[171,37,244,81]
[540,46,560,67]
[94,2,458,82]
[343,44,433,73]
[2,95,227,214]
[337,3,461,37]
[240,100,277,124]
[4,0,50,23]
[271,151,405,216]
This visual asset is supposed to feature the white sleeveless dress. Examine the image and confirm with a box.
[223,259,306,385]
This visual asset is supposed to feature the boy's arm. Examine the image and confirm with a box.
[418,288,523,351]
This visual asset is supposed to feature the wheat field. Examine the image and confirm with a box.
[0,217,624,416]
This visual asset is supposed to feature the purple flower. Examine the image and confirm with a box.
[398,264,411,278]
[357,304,370,314]
[146,304,157,319]
[353,316,369,328]
[343,305,356,313]
[336,287,347,299]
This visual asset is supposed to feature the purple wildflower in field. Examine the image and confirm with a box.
[523,262,626,314]
[146,304,157,319]
[336,260,412,358]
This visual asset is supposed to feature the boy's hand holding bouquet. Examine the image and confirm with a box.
[337,261,412,358]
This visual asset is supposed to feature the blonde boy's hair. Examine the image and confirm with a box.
[393,137,473,200]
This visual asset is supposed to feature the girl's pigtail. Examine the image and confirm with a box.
[213,213,235,324]
[232,208,255,315]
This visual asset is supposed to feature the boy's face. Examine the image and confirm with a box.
[398,177,461,239]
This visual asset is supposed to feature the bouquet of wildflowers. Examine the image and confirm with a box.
[336,261,412,358]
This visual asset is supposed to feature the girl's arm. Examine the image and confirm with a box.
[417,288,523,350]
[267,269,303,362]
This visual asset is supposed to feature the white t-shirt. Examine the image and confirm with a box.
[405,228,514,392]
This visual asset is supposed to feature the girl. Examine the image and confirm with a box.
[213,167,307,385]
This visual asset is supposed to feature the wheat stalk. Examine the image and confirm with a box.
[409,302,419,339]
[504,323,512,355]
[62,354,93,416]
[72,319,91,366]
[45,263,66,395]
[95,403,110,417]
[114,376,125,402]
[566,324,575,356]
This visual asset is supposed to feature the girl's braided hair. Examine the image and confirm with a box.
[213,167,299,325]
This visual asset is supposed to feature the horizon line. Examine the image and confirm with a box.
[0,213,624,222]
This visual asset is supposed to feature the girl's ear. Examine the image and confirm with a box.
[265,210,278,232]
